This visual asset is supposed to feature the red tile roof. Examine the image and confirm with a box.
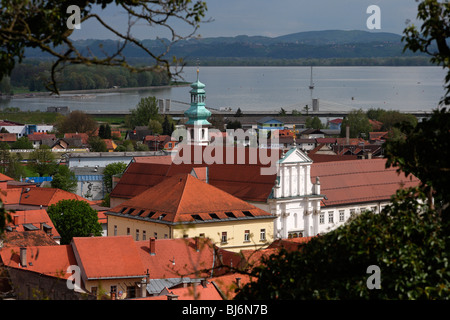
[64,133,89,144]
[310,159,420,207]
[1,230,59,247]
[18,187,95,207]
[6,209,60,239]
[111,147,281,203]
[0,245,77,279]
[108,173,273,224]
[210,273,253,300]
[71,236,146,280]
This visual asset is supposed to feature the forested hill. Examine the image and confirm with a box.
[24,30,431,66]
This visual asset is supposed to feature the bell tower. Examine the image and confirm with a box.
[184,69,211,146]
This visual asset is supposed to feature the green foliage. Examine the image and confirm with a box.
[51,165,78,193]
[340,109,372,139]
[11,137,33,149]
[88,136,107,152]
[305,116,323,129]
[103,162,127,193]
[47,199,103,245]
[236,188,450,300]
[28,146,58,177]
[384,108,450,208]
[402,0,450,105]
[98,123,112,139]
[127,96,161,129]
[56,110,98,135]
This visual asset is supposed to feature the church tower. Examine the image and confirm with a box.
[184,69,211,146]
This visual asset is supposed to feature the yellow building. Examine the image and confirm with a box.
[105,173,275,252]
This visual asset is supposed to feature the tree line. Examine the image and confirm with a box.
[4,60,170,93]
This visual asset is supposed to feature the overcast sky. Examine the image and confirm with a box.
[70,0,422,40]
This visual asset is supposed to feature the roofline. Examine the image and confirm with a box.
[86,274,146,281]
[105,211,276,225]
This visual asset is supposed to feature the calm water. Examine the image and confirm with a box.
[1,66,446,113]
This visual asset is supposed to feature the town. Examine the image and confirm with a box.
[0,71,422,300]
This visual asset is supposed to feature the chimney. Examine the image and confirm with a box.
[166,294,178,300]
[195,237,200,252]
[20,247,27,267]
[235,277,241,288]
[149,238,156,255]
[346,125,350,145]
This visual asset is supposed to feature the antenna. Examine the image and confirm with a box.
[308,66,314,99]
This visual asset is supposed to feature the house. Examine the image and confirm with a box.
[0,244,89,300]
[0,235,239,300]
[369,132,389,144]
[256,117,284,137]
[103,139,117,152]
[310,159,420,235]
[144,135,177,151]
[125,126,153,142]
[0,121,54,138]
[300,128,325,139]
[0,133,17,146]
[106,173,275,252]
[328,118,343,130]
[27,133,57,149]
[3,209,61,243]
[64,133,89,146]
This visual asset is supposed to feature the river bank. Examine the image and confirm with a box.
[2,82,190,99]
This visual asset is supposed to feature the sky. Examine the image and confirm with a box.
[70,0,422,40]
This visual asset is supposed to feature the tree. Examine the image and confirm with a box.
[98,123,112,139]
[235,188,449,300]
[305,116,323,129]
[11,137,33,149]
[127,96,161,128]
[340,109,372,139]
[234,108,243,117]
[402,0,450,105]
[47,199,103,245]
[103,162,127,193]
[29,146,58,177]
[88,136,107,152]
[278,108,287,116]
[51,165,78,193]
[162,115,175,135]
[56,110,98,136]
[148,119,163,135]
[0,1,208,94]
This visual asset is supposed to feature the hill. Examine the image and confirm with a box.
[24,30,429,66]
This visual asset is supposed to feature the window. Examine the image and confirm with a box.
[339,210,345,222]
[143,230,146,240]
[111,285,117,294]
[135,229,139,241]
[244,230,250,242]
[360,207,367,213]
[371,206,378,213]
[154,232,158,239]
[319,213,325,224]
[350,209,356,217]
[114,225,117,236]
[328,211,334,223]
[127,227,130,236]
[260,229,266,241]
[127,286,136,299]
[221,232,227,243]
[91,287,98,297]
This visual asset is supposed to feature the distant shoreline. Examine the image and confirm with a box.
[5,83,190,99]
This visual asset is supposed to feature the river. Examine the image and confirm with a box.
[0,66,446,114]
